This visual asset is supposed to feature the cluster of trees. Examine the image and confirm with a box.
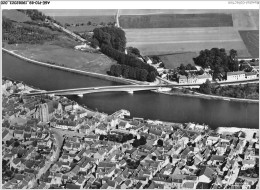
[109,64,157,82]
[17,9,62,26]
[126,46,141,57]
[126,159,140,169]
[99,133,134,143]
[65,21,115,28]
[177,63,204,76]
[179,63,201,76]
[240,64,253,72]
[199,80,259,99]
[132,136,147,148]
[150,55,161,64]
[17,9,47,21]
[93,27,126,52]
[3,18,56,44]
[102,45,158,82]
[3,17,56,44]
[92,26,158,82]
[193,48,239,79]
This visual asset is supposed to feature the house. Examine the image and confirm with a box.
[178,75,188,84]
[2,129,11,143]
[209,155,226,166]
[171,174,184,189]
[226,71,246,81]
[143,56,153,64]
[10,158,21,169]
[245,72,257,79]
[241,159,255,170]
[196,74,212,84]
[13,130,24,139]
[198,166,215,183]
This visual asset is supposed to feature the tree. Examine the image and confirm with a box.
[199,79,213,94]
[197,69,204,75]
[179,64,185,71]
[138,69,148,81]
[157,139,163,147]
[91,38,99,48]
[139,136,147,145]
[147,71,157,82]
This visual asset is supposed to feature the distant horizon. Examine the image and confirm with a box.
[40,9,257,17]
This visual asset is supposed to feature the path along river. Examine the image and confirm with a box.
[2,51,259,129]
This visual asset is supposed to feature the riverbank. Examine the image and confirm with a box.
[217,127,258,142]
[3,48,259,104]
[158,88,259,104]
[2,48,147,85]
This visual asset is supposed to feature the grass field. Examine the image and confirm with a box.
[2,10,31,22]
[239,30,259,58]
[55,16,115,32]
[3,42,116,74]
[119,13,233,28]
[158,52,197,69]
[125,27,251,57]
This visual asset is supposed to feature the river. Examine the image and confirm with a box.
[2,51,259,129]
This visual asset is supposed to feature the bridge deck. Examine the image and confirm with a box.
[22,78,259,96]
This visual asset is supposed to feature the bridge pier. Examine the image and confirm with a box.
[127,90,134,94]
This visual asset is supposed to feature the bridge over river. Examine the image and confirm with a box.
[21,78,259,97]
[22,83,203,97]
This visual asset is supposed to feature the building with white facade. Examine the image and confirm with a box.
[226,71,246,81]
[245,72,258,79]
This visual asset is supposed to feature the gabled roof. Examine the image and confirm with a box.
[199,166,215,180]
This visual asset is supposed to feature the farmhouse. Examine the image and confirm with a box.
[226,71,245,81]
[178,75,187,84]
[196,74,212,84]
[245,72,257,79]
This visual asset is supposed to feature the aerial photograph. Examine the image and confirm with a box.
[2,7,259,189]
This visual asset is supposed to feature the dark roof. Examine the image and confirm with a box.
[199,166,215,180]
[66,183,80,189]
[196,182,211,189]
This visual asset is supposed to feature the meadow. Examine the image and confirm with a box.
[158,52,197,69]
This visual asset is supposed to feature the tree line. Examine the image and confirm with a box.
[199,80,259,99]
[3,17,56,45]
[193,48,239,80]
[109,64,157,82]
[101,44,157,82]
[92,27,158,82]
[17,9,62,26]
[93,27,126,52]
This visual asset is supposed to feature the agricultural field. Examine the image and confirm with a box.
[55,15,116,32]
[239,30,259,58]
[121,9,258,60]
[125,27,251,57]
[119,13,233,28]
[2,10,31,22]
[232,10,259,30]
[158,52,197,69]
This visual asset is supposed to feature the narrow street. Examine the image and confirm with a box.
[32,130,63,188]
